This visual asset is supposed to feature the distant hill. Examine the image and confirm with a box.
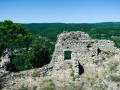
[95,22,120,28]
[22,23,98,41]
[21,22,120,47]
[1,22,120,47]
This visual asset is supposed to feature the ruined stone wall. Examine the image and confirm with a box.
[50,31,117,86]
[0,49,10,78]
[0,31,120,89]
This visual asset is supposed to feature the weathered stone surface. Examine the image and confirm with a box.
[0,49,11,79]
[50,31,118,86]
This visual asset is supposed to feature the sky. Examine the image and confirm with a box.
[0,0,120,23]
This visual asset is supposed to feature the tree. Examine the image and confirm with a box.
[12,36,54,70]
[0,20,33,71]
[29,36,54,68]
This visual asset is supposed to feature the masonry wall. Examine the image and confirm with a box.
[50,31,116,86]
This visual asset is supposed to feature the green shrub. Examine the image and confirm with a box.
[12,36,54,71]
[109,62,118,72]
[110,75,120,82]
[29,37,54,68]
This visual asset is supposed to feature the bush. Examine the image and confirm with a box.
[29,37,54,68]
[12,36,54,71]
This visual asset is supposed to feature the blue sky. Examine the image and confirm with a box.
[0,0,120,23]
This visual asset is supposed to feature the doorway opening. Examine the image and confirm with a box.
[64,51,72,60]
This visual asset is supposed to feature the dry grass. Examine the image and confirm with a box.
[40,79,55,90]
[31,70,40,78]
[76,54,120,90]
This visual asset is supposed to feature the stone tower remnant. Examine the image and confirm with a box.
[50,31,116,86]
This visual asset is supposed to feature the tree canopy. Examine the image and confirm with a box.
[12,36,54,70]
[0,20,33,52]
[0,20,33,71]
[0,20,54,71]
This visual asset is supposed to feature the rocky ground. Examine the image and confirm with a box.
[0,49,120,90]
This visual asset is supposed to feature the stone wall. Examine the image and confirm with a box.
[0,31,120,89]
[0,49,10,78]
[50,31,117,86]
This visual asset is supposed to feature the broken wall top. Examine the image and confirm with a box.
[56,31,116,52]
[57,31,90,44]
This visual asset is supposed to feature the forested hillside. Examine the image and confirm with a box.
[22,22,120,47]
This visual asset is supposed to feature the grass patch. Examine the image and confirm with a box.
[32,70,40,77]
[18,85,28,90]
[109,61,118,73]
[40,79,55,90]
[110,75,120,82]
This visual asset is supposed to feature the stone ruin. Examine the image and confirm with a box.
[0,49,11,78]
[0,31,120,89]
[50,31,117,86]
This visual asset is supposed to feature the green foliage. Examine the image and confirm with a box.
[88,26,120,48]
[0,20,33,50]
[22,23,120,48]
[29,36,54,68]
[22,23,95,42]
[0,43,6,57]
[89,26,120,39]
[110,75,120,82]
[112,38,120,48]
[12,49,33,70]
[0,20,33,71]
[12,36,54,71]
[109,62,118,73]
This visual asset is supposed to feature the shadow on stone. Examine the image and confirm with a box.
[78,62,84,75]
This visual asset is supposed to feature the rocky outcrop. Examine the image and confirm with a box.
[0,49,11,78]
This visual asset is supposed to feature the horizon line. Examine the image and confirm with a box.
[0,20,120,24]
